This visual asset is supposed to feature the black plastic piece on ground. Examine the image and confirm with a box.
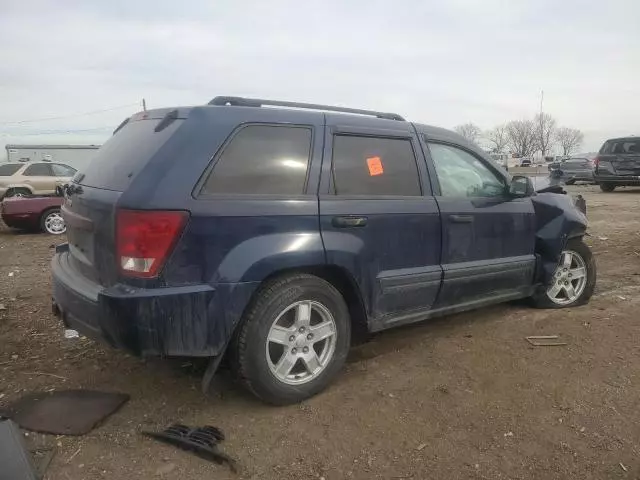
[143,424,236,472]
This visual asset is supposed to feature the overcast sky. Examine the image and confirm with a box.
[1,0,638,155]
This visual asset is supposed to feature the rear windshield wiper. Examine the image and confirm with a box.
[154,109,179,133]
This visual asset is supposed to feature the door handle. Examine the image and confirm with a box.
[332,216,368,228]
[449,214,474,223]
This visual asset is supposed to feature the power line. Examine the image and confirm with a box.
[0,127,113,137]
[0,102,140,126]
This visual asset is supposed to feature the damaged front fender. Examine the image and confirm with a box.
[532,192,588,284]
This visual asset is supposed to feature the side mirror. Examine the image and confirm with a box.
[509,175,534,198]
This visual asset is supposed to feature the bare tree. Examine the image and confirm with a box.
[534,113,557,158]
[454,123,481,144]
[506,119,537,158]
[485,124,509,154]
[555,127,584,156]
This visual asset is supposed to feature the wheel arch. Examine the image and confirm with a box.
[5,185,34,196]
[240,264,370,344]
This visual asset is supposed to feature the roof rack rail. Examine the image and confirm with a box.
[208,96,405,121]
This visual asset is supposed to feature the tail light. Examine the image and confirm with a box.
[116,210,188,278]
[593,156,600,168]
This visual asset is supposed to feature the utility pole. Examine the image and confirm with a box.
[539,90,544,117]
[142,98,147,112]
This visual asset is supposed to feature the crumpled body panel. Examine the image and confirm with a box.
[531,192,588,283]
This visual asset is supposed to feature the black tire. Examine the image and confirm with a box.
[5,187,31,198]
[230,273,351,405]
[565,178,576,185]
[599,183,616,192]
[40,208,66,235]
[531,238,596,309]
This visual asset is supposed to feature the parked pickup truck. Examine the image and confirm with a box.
[1,195,65,234]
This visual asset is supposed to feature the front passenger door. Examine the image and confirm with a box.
[424,141,536,308]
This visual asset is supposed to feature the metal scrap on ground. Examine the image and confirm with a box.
[525,335,568,346]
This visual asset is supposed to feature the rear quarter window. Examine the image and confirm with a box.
[78,118,184,192]
[0,164,22,176]
[200,125,312,195]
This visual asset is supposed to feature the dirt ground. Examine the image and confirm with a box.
[1,184,639,480]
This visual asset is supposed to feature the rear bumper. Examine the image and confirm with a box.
[51,245,258,357]
[594,175,640,185]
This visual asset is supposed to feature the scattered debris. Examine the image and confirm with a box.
[155,462,177,476]
[436,384,449,394]
[619,462,628,472]
[617,296,627,301]
[66,447,82,464]
[0,303,5,311]
[143,424,236,472]
[526,335,568,347]
[11,354,18,360]
[8,272,14,277]
[21,372,67,380]
[504,431,514,437]
[64,329,80,339]
[416,443,427,451]
[579,427,585,433]
[598,237,609,241]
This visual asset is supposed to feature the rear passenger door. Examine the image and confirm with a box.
[22,163,55,194]
[319,115,442,330]
[422,139,536,308]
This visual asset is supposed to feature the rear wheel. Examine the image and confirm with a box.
[230,274,351,405]
[599,183,616,192]
[531,238,596,308]
[40,209,66,235]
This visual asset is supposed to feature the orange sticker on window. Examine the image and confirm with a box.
[366,156,384,176]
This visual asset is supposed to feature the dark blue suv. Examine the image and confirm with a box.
[52,97,596,404]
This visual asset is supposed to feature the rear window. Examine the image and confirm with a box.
[0,164,21,176]
[201,125,312,195]
[78,118,184,191]
[602,139,640,154]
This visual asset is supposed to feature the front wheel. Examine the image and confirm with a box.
[599,183,616,192]
[532,238,596,308]
[230,274,351,405]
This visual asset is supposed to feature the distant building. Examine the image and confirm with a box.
[4,144,100,172]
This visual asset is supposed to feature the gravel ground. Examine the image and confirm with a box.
[1,184,639,480]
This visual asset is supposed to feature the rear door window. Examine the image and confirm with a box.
[201,125,312,195]
[331,135,421,196]
[0,164,22,176]
[78,118,184,191]
[23,163,53,176]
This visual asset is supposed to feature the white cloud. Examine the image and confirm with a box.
[1,0,638,154]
